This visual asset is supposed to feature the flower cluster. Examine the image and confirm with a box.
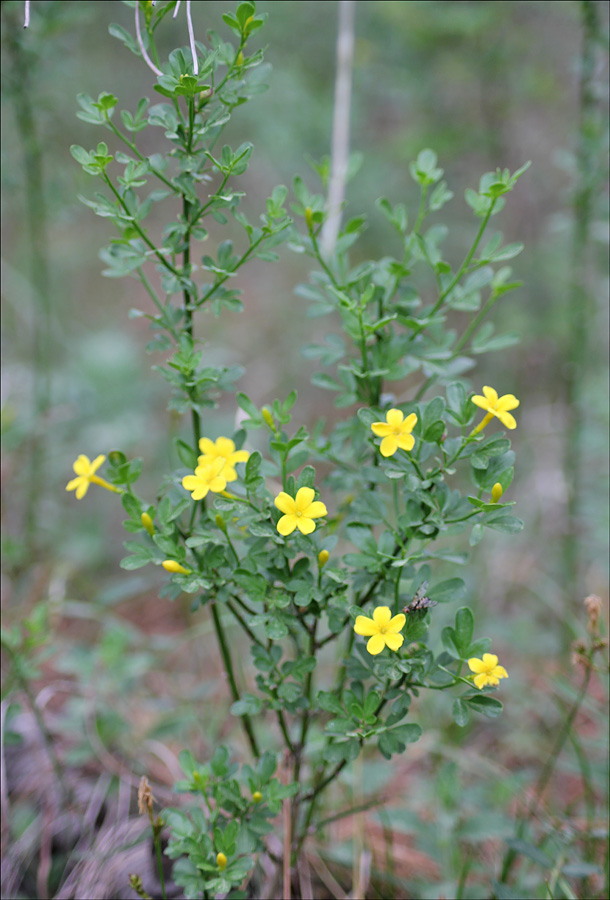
[182,436,249,500]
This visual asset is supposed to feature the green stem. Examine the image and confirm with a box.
[209,600,260,757]
[152,826,168,900]
[102,173,181,277]
[430,198,497,316]
[105,116,176,192]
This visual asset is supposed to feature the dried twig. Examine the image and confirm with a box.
[186,0,199,75]
[320,0,355,257]
[134,1,163,77]
[23,0,30,28]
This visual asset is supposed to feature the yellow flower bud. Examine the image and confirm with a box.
[215,514,227,532]
[162,560,190,574]
[252,790,262,803]
[262,407,275,430]
[141,512,155,535]
[216,852,227,871]
[318,549,330,568]
[236,50,244,66]
[305,206,314,230]
[490,483,503,503]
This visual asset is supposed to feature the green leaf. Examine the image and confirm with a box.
[452,699,470,727]
[466,695,503,718]
[428,578,466,604]
[231,694,263,717]
[505,838,552,868]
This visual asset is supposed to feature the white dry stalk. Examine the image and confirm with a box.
[23,0,30,28]
[186,0,199,75]
[134,0,163,77]
[320,0,356,258]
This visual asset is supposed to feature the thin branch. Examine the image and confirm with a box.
[186,0,199,75]
[320,0,355,257]
[135,1,163,77]
[173,0,182,18]
[23,0,30,28]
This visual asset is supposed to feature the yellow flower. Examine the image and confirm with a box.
[66,454,120,499]
[162,560,190,574]
[490,482,504,503]
[370,409,418,457]
[471,386,519,433]
[216,852,227,871]
[274,487,327,536]
[197,436,249,483]
[467,653,508,690]
[182,458,227,500]
[354,606,406,655]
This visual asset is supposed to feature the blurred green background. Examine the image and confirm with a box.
[1,2,608,897]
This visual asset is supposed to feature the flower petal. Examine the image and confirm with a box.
[386,408,404,428]
[301,500,327,519]
[387,613,406,633]
[473,673,488,690]
[274,492,296,515]
[90,454,106,473]
[496,394,519,412]
[66,477,81,492]
[494,665,508,679]
[277,514,297,536]
[403,413,418,432]
[294,487,315,510]
[296,516,316,535]
[73,455,92,475]
[366,634,386,655]
[371,422,393,437]
[482,653,498,669]
[397,433,415,452]
[354,615,378,636]
[216,437,236,456]
[75,479,89,500]
[384,632,404,652]
[223,466,238,483]
[468,657,486,674]
[372,606,392,627]
[209,475,227,492]
[231,450,250,463]
[498,411,517,430]
[380,435,398,457]
[482,386,498,405]
[471,395,490,411]
[198,438,216,456]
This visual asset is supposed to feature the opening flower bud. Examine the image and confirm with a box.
[262,407,275,429]
[141,512,155,535]
[252,790,262,803]
[318,549,330,568]
[162,560,190,574]
[216,852,227,871]
[236,50,244,66]
[490,483,503,503]
[305,206,314,230]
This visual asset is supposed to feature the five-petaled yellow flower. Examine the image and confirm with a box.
[467,653,508,690]
[354,606,406,655]
[274,487,327,536]
[371,409,418,457]
[471,386,519,433]
[198,436,249,483]
[182,458,227,500]
[66,454,120,500]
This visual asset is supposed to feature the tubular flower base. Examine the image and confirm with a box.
[274,487,327,536]
[66,454,120,499]
[371,409,418,457]
[162,560,190,574]
[354,605,406,655]
[471,386,519,433]
[467,653,509,689]
[182,457,227,500]
[198,436,249,482]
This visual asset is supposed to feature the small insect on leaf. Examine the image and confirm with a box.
[403,581,438,615]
